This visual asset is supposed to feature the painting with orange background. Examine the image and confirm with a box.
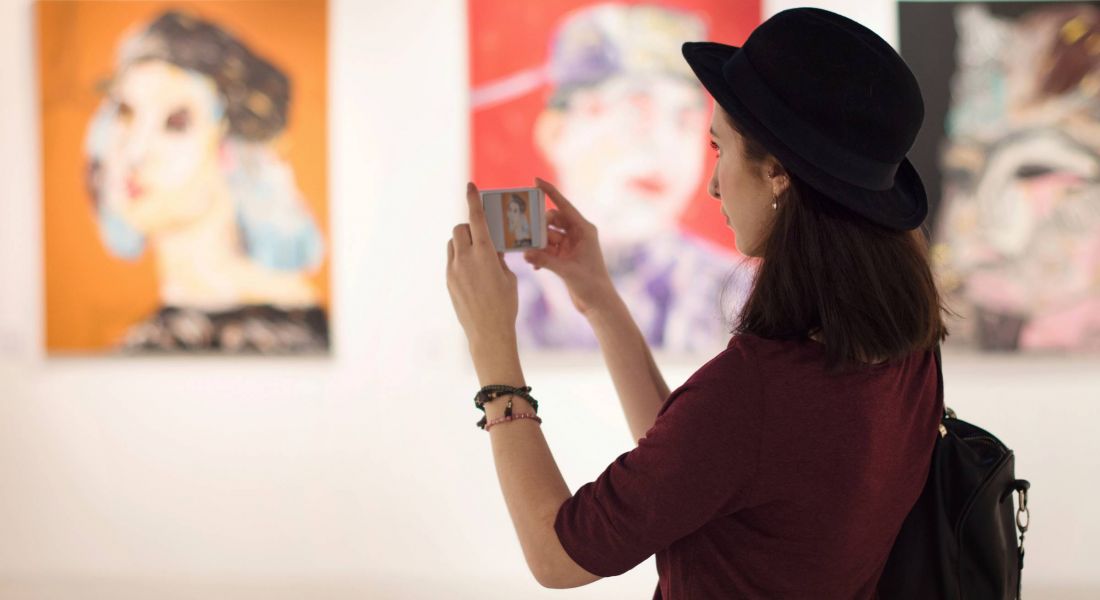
[38,1,329,355]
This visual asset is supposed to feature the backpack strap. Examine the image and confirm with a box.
[934,344,951,430]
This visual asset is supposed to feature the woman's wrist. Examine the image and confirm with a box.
[582,285,626,323]
[469,334,524,386]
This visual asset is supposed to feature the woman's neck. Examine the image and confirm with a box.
[150,174,318,311]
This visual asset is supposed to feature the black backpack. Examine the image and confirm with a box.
[877,345,1031,599]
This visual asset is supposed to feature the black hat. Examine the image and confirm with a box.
[682,8,928,231]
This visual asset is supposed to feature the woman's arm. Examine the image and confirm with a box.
[584,292,671,445]
[471,338,603,589]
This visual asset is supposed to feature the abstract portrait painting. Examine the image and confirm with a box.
[469,0,761,355]
[902,1,1100,352]
[38,1,329,355]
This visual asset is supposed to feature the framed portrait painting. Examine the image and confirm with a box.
[38,0,330,355]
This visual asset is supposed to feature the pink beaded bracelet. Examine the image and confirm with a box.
[484,412,543,432]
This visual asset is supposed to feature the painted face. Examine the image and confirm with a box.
[95,60,226,234]
[938,128,1100,317]
[706,104,778,258]
[543,74,708,246]
[507,199,523,227]
[928,3,1100,349]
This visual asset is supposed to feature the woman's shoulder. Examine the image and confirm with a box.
[655,334,784,426]
[688,332,925,392]
[710,332,816,369]
[672,332,934,419]
[722,331,928,369]
[677,333,771,395]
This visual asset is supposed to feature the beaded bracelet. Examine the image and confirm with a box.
[474,385,539,412]
[484,412,542,432]
[474,385,540,429]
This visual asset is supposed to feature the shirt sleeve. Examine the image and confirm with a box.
[553,356,762,577]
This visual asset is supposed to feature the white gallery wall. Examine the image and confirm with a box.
[0,0,1097,598]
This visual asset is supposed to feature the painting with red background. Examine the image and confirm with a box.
[468,0,760,252]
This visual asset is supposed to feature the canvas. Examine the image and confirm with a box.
[469,0,762,355]
[38,0,330,355]
[901,1,1100,352]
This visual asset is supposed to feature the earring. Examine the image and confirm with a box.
[771,197,778,210]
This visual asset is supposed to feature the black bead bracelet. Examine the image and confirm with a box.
[474,384,539,429]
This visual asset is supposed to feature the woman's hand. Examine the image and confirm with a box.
[523,177,617,316]
[447,182,518,348]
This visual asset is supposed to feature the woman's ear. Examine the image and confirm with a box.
[768,161,790,197]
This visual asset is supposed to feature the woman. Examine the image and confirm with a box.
[447,7,947,598]
[85,10,327,353]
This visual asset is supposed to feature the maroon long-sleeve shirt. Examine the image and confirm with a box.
[554,332,941,599]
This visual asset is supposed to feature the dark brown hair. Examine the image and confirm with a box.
[115,10,290,142]
[720,112,952,373]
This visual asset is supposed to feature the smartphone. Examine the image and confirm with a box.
[479,186,547,253]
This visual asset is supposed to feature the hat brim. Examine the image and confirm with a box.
[681,41,928,231]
